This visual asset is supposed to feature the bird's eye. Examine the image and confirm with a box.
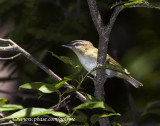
[75,43,81,46]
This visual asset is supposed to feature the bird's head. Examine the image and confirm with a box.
[62,40,94,54]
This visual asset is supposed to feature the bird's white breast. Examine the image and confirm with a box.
[75,51,114,77]
[76,53,97,75]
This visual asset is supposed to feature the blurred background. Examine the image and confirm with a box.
[0,0,160,125]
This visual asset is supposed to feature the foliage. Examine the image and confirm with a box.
[0,98,23,112]
[0,0,160,125]
[5,108,67,119]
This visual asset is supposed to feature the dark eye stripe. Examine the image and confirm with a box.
[75,43,81,46]
[71,42,82,46]
[70,40,89,46]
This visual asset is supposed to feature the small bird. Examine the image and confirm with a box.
[62,40,143,88]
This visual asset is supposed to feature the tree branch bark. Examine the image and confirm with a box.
[87,0,122,125]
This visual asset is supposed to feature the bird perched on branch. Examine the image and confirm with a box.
[62,40,143,88]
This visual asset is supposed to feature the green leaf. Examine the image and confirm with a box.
[141,109,160,116]
[90,113,121,125]
[73,101,115,113]
[49,51,76,67]
[0,98,7,106]
[153,6,160,10]
[61,115,88,126]
[5,108,67,119]
[19,80,68,94]
[95,64,130,75]
[49,51,82,72]
[0,104,23,111]
[79,64,130,87]
[111,0,148,10]
[112,122,122,126]
[111,1,129,9]
[146,100,160,109]
[54,79,71,89]
[64,71,82,80]
[121,0,148,10]
[85,93,99,102]
[79,63,130,86]
[74,115,87,123]
[62,88,80,96]
[19,82,57,93]
[141,100,160,116]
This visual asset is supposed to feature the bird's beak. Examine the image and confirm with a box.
[62,44,73,48]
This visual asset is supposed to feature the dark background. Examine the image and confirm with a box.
[0,0,160,125]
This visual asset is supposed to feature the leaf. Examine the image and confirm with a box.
[0,104,23,111]
[90,113,121,125]
[0,98,7,106]
[153,6,160,10]
[19,80,68,94]
[74,115,87,123]
[49,51,76,67]
[19,82,57,93]
[111,0,150,11]
[141,109,160,116]
[73,101,115,113]
[85,93,99,102]
[141,100,160,116]
[121,0,148,10]
[96,64,130,75]
[146,100,160,109]
[64,71,82,80]
[54,79,71,89]
[62,88,80,96]
[111,1,129,9]
[112,122,122,126]
[5,108,67,119]
[61,115,89,126]
[49,51,82,72]
[79,63,130,87]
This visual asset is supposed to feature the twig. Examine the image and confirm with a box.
[125,82,138,126]
[0,53,21,60]
[128,2,160,8]
[0,38,87,102]
[50,95,71,110]
[87,0,104,35]
[0,120,14,126]
[105,6,121,36]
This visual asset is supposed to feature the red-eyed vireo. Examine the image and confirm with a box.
[62,40,143,88]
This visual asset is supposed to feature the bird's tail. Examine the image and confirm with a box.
[115,72,143,88]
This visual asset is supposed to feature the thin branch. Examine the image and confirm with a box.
[87,0,104,35]
[0,45,15,51]
[105,6,121,37]
[0,121,14,126]
[0,53,21,60]
[49,95,71,110]
[0,38,86,102]
[128,2,160,8]
[125,82,138,126]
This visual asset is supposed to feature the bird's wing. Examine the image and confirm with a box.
[106,54,122,67]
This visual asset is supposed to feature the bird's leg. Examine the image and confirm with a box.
[106,58,110,64]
